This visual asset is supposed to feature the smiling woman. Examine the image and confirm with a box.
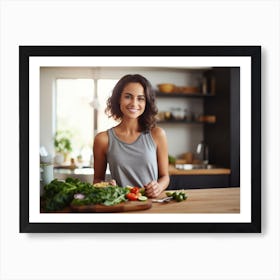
[93,74,170,198]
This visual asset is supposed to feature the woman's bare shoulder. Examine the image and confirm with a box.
[95,130,108,138]
[150,126,167,144]
[94,131,109,146]
[151,126,166,138]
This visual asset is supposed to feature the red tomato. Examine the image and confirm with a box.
[130,187,140,194]
[126,192,138,201]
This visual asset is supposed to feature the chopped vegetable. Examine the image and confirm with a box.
[138,195,148,201]
[126,192,139,201]
[93,181,112,188]
[139,188,146,195]
[74,193,85,200]
[165,191,188,202]
[130,186,140,194]
[124,186,148,201]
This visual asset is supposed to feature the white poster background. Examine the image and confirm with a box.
[1,1,279,280]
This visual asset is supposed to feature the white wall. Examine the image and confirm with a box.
[40,67,203,157]
[1,1,279,280]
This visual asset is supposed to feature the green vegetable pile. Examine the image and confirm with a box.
[166,191,188,202]
[42,178,130,212]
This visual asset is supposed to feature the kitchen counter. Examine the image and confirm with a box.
[134,187,240,213]
[168,165,231,175]
[53,166,231,183]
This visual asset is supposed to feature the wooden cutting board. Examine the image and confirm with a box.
[70,199,152,213]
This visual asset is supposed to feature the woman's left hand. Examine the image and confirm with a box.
[144,180,162,198]
[108,179,117,186]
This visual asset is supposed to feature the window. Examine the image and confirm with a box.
[56,79,94,163]
[55,78,118,165]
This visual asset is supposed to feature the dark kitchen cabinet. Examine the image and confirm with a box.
[204,67,240,187]
[168,174,230,190]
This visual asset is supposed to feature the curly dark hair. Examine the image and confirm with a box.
[105,74,158,131]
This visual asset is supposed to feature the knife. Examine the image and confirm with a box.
[152,197,173,203]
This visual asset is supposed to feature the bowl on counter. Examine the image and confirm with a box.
[175,164,219,170]
[157,83,175,93]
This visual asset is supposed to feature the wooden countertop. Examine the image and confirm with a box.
[168,165,231,175]
[42,187,239,214]
[132,187,240,214]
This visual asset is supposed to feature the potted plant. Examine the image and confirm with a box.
[54,130,73,164]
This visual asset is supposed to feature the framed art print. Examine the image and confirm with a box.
[19,45,261,233]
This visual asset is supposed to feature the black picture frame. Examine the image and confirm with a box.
[19,46,261,233]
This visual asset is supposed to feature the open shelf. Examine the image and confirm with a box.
[156,92,215,98]
[157,120,216,124]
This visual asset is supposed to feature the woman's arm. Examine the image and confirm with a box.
[144,126,170,198]
[93,131,109,184]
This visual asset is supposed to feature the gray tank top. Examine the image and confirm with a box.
[107,128,158,187]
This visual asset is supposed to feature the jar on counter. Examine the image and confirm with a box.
[40,163,54,196]
[171,107,185,120]
[184,109,194,121]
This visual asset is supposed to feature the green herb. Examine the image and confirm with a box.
[43,177,130,212]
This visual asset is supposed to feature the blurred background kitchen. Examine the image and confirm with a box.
[40,66,240,190]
